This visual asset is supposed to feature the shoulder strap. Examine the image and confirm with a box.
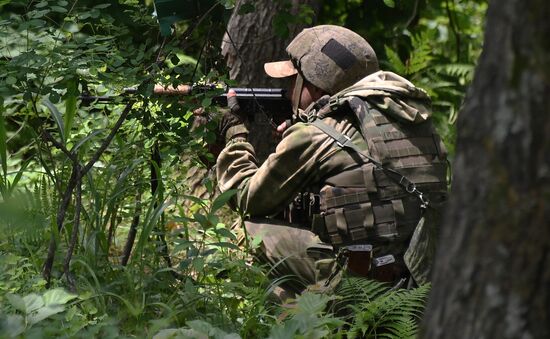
[310,118,429,209]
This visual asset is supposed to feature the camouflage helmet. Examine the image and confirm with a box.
[264,25,379,95]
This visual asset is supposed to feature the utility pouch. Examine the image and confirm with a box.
[344,244,373,277]
[370,254,399,283]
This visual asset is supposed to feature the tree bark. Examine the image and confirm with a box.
[221,0,320,162]
[222,0,320,87]
[422,1,550,338]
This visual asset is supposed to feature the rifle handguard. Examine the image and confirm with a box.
[153,84,193,95]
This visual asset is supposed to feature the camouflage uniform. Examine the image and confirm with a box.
[217,26,448,293]
[217,72,448,292]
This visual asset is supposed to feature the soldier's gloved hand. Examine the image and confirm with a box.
[218,89,249,143]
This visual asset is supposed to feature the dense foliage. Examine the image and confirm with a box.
[0,0,486,337]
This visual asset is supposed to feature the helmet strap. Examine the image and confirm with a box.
[291,73,304,116]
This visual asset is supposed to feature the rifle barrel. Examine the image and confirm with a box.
[80,86,287,102]
[230,88,286,99]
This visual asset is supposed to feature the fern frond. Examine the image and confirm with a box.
[331,277,389,314]
[0,176,52,247]
[384,45,407,75]
[344,283,430,339]
[384,317,417,339]
[407,33,434,75]
[433,63,475,82]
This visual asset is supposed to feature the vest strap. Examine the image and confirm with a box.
[324,211,343,245]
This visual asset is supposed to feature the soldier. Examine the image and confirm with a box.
[216,25,448,295]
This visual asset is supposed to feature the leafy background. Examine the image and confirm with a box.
[0,0,486,337]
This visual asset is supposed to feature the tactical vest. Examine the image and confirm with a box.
[308,97,448,247]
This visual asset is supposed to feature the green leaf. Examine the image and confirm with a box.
[172,240,196,253]
[238,2,255,14]
[384,45,407,75]
[71,129,104,152]
[64,95,76,138]
[211,189,237,212]
[214,227,237,241]
[0,105,7,178]
[295,292,331,314]
[201,96,212,108]
[93,3,111,9]
[383,0,395,8]
[7,158,30,195]
[1,314,25,338]
[42,288,77,306]
[49,92,60,103]
[22,293,44,313]
[6,293,27,313]
[192,256,205,271]
[152,328,197,339]
[103,292,143,318]
[28,305,65,325]
[89,8,100,18]
[219,0,236,9]
[207,214,219,227]
[272,14,290,38]
[193,212,210,228]
[64,80,77,140]
[43,98,65,143]
[51,6,67,13]
[186,319,241,338]
[268,320,299,339]
[209,242,240,250]
[250,233,263,248]
[5,76,16,85]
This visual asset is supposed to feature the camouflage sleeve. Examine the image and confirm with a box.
[216,122,337,217]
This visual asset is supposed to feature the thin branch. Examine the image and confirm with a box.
[41,130,78,163]
[179,2,220,48]
[190,23,212,83]
[121,190,142,266]
[150,142,174,269]
[154,36,168,67]
[445,0,462,62]
[36,136,63,195]
[63,168,81,292]
[404,0,420,29]
[42,164,79,285]
[80,101,134,178]
[107,203,119,252]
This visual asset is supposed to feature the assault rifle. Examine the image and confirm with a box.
[80,84,293,126]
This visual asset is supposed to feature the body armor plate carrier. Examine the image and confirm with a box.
[309,97,448,247]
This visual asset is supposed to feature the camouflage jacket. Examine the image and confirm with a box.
[216,71,435,219]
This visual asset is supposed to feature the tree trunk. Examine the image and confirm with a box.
[221,0,320,162]
[422,1,550,338]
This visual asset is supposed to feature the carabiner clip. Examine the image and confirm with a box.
[405,182,417,194]
[418,192,429,209]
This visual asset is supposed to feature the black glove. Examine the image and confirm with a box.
[218,90,249,143]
